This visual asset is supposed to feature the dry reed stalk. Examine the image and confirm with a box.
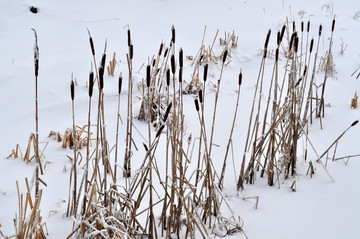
[114,74,122,182]
[218,71,242,189]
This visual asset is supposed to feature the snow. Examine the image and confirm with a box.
[1,0,359,238]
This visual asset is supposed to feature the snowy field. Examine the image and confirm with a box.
[0,0,359,238]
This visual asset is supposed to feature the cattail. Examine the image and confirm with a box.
[277,31,281,46]
[166,69,170,86]
[146,65,151,87]
[171,25,175,44]
[307,20,310,32]
[351,120,359,127]
[332,18,336,32]
[199,89,203,103]
[194,98,199,112]
[289,32,296,51]
[293,21,296,32]
[171,55,176,74]
[71,80,75,100]
[99,66,104,90]
[280,25,286,42]
[301,21,304,32]
[264,29,271,48]
[310,38,314,53]
[319,25,322,36]
[158,42,164,56]
[89,37,95,56]
[222,49,228,63]
[143,143,149,152]
[275,48,279,62]
[203,64,208,82]
[118,74,122,94]
[199,54,204,63]
[35,58,39,77]
[89,72,94,97]
[303,65,307,76]
[238,71,242,85]
[294,36,299,53]
[179,48,183,68]
[179,67,182,82]
[127,29,131,47]
[295,77,303,87]
[156,124,165,138]
[164,48,169,57]
[163,102,172,122]
[263,48,268,59]
[101,53,106,69]
[33,30,39,77]
[130,44,134,60]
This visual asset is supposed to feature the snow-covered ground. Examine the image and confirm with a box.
[1,0,359,238]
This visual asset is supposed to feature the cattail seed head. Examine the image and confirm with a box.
[171,25,175,44]
[332,18,336,32]
[275,48,279,62]
[310,38,314,53]
[303,65,307,76]
[146,65,151,87]
[158,42,164,56]
[171,55,176,74]
[101,53,106,69]
[118,74,122,94]
[143,143,148,152]
[179,67,183,82]
[156,124,165,138]
[199,89,203,103]
[294,36,299,53]
[127,29,131,47]
[238,71,242,85]
[164,48,169,57]
[130,44,134,60]
[280,25,286,42]
[152,59,156,67]
[71,80,75,100]
[301,21,304,32]
[351,120,359,127]
[194,98,200,112]
[292,21,296,32]
[179,48,183,68]
[35,59,39,77]
[263,48,267,59]
[89,37,95,56]
[166,69,170,86]
[163,102,172,122]
[203,64,208,82]
[289,32,296,51]
[277,31,281,46]
[222,49,228,63]
[319,25,322,36]
[89,72,94,97]
[307,20,310,32]
[99,66,104,90]
[264,29,271,48]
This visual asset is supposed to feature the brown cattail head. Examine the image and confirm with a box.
[263,48,268,59]
[171,25,175,44]
[277,31,281,46]
[289,32,297,51]
[143,143,148,152]
[295,77,303,87]
[156,124,165,138]
[99,66,104,90]
[264,29,271,48]
[319,25,322,36]
[164,48,169,57]
[194,98,199,112]
[101,53,106,69]
[130,44,134,60]
[293,21,296,32]
[238,70,242,85]
[89,37,95,56]
[204,64,208,82]
[222,49,228,63]
[294,36,299,53]
[310,38,314,53]
[152,59,156,67]
[32,29,39,77]
[127,29,131,47]
[332,18,336,32]
[280,25,286,42]
[163,102,172,122]
[307,20,310,32]
[146,65,151,87]
[118,73,122,94]
[158,42,164,56]
[199,89,203,103]
[166,69,170,86]
[179,48,183,68]
[351,120,359,127]
[171,54,176,74]
[303,65,307,76]
[301,21,304,32]
[71,80,75,100]
[275,48,279,62]
[35,58,39,78]
[179,67,183,82]
[89,72,94,97]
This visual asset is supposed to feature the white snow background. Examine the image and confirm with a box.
[0,0,359,238]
